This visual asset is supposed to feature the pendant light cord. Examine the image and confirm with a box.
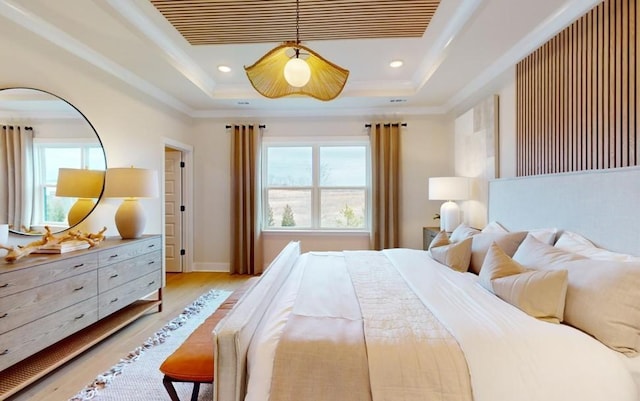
[294,0,301,58]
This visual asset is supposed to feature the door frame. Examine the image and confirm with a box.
[162,138,194,273]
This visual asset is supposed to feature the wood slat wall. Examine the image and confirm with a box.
[516,0,638,176]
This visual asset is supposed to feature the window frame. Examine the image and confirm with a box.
[261,136,371,232]
[32,138,106,228]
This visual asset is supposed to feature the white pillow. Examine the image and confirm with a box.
[555,231,640,262]
[449,223,480,243]
[480,221,557,245]
[513,234,586,269]
[481,221,508,233]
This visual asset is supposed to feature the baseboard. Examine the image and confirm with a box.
[192,262,230,272]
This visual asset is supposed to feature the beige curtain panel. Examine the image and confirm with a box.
[369,123,401,250]
[230,124,264,275]
[1,125,34,231]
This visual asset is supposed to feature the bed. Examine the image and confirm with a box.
[213,166,640,401]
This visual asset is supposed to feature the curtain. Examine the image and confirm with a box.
[1,125,35,231]
[369,123,401,250]
[230,124,264,275]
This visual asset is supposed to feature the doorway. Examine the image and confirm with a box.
[163,139,193,273]
[165,148,183,272]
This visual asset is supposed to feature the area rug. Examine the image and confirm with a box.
[69,289,232,401]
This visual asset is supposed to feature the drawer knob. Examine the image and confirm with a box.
[73,263,85,268]
[147,280,156,287]
[75,313,85,320]
[73,286,84,292]
[109,254,119,259]
[110,274,119,279]
[148,261,155,265]
[110,297,119,304]
[0,283,8,288]
[0,312,7,319]
[0,349,8,356]
[148,244,155,248]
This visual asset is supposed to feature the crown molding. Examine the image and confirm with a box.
[106,0,218,98]
[0,0,191,114]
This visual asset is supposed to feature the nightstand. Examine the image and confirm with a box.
[423,226,441,250]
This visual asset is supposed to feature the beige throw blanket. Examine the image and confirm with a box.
[268,251,473,401]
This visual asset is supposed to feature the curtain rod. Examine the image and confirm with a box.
[364,123,407,128]
[225,124,266,129]
[2,125,33,130]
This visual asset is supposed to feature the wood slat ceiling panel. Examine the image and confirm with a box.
[150,0,441,45]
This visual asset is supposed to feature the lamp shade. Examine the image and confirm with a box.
[245,42,349,101]
[428,177,470,201]
[56,168,105,198]
[103,167,159,199]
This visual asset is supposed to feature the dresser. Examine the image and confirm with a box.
[0,235,162,399]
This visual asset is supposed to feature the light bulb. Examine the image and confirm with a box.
[283,57,311,87]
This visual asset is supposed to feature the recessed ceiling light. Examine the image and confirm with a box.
[218,65,231,73]
[389,60,404,68]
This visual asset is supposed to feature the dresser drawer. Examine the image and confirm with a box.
[97,237,161,267]
[98,269,162,319]
[98,250,161,293]
[0,297,98,371]
[0,254,98,298]
[0,271,97,335]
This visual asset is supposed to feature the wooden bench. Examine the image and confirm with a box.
[160,277,258,401]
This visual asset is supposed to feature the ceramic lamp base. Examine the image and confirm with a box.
[115,198,146,239]
[68,198,96,227]
[440,201,461,232]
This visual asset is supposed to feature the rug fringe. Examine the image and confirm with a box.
[68,289,223,401]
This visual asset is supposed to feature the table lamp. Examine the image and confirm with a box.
[104,167,159,239]
[56,168,105,227]
[428,176,470,232]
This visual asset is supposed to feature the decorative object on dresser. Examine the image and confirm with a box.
[103,167,159,239]
[0,235,162,400]
[428,176,470,232]
[55,168,106,227]
[0,226,107,262]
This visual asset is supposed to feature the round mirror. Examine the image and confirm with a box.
[0,88,107,235]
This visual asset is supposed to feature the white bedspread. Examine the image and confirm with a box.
[244,249,638,401]
[384,248,638,401]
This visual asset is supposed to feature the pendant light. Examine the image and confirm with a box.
[245,0,349,101]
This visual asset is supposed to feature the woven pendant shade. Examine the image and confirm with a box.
[245,42,349,101]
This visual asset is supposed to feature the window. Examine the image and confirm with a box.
[263,138,369,231]
[33,140,106,227]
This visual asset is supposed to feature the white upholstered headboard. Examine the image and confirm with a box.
[488,166,640,256]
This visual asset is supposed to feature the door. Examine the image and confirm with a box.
[165,148,183,272]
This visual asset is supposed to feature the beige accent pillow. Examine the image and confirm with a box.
[492,270,568,324]
[478,242,525,290]
[428,230,450,250]
[479,243,568,323]
[513,233,586,269]
[469,231,527,274]
[554,259,640,355]
[449,223,480,243]
[430,238,472,272]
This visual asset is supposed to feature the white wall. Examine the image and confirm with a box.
[190,115,453,269]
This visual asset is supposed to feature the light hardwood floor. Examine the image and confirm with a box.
[6,272,249,401]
